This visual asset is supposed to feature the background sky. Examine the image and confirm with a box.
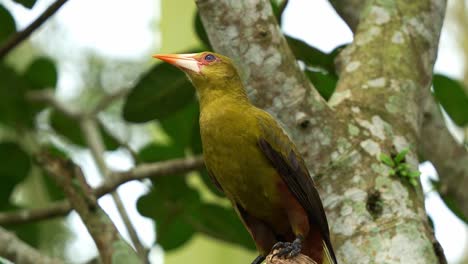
[1,0,466,263]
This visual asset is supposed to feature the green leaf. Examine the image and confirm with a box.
[304,70,337,101]
[379,153,395,167]
[8,220,40,247]
[122,62,195,123]
[0,5,15,44]
[50,110,119,150]
[157,216,195,250]
[24,57,58,90]
[439,193,468,224]
[0,142,31,209]
[12,0,36,8]
[160,99,199,149]
[138,143,184,163]
[0,63,35,128]
[286,36,335,73]
[198,169,224,197]
[394,148,409,164]
[190,108,202,154]
[194,203,255,250]
[270,0,289,24]
[194,13,211,49]
[408,170,421,178]
[137,176,200,250]
[432,74,468,126]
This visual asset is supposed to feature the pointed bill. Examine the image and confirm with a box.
[153,53,200,73]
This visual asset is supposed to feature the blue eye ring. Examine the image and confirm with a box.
[204,54,216,62]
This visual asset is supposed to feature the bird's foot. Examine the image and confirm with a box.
[251,255,266,264]
[271,237,303,259]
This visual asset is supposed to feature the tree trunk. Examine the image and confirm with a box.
[197,0,447,263]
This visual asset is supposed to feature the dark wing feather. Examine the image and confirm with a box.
[207,168,224,193]
[256,112,337,264]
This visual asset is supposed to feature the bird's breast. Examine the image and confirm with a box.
[199,107,284,221]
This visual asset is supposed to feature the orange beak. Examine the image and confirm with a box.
[152,53,201,73]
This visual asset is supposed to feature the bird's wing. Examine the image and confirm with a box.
[255,110,337,264]
[206,167,224,193]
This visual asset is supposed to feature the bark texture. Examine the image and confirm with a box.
[329,0,446,262]
[197,0,447,263]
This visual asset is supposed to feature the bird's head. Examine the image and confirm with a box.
[152,52,240,87]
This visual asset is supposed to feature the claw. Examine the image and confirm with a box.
[270,237,303,259]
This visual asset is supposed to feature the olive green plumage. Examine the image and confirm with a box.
[154,52,337,264]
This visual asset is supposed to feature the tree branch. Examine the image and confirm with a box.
[26,90,80,119]
[421,95,468,220]
[328,0,366,32]
[324,0,447,263]
[0,226,63,264]
[0,156,204,225]
[196,0,341,171]
[80,118,147,261]
[0,0,69,59]
[265,251,316,264]
[37,152,140,264]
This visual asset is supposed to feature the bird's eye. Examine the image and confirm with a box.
[204,54,216,62]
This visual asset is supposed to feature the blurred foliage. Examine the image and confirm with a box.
[432,74,468,126]
[122,62,195,123]
[0,142,31,210]
[431,179,467,224]
[0,5,15,44]
[50,110,120,150]
[12,0,37,9]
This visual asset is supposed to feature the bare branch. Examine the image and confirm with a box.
[80,118,147,261]
[328,0,366,32]
[0,156,204,225]
[421,95,468,220]
[0,0,69,59]
[37,152,139,264]
[0,224,64,264]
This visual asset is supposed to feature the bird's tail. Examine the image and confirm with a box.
[322,240,337,264]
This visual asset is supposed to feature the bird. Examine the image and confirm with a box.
[153,51,337,264]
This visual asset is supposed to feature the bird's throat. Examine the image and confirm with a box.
[193,76,250,111]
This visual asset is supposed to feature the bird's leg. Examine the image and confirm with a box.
[251,255,266,264]
[271,235,303,259]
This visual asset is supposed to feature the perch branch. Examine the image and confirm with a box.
[266,251,316,264]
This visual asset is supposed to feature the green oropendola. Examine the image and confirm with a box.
[153,52,337,264]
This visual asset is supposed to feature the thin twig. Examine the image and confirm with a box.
[26,90,81,119]
[0,226,64,264]
[0,0,69,59]
[88,88,131,116]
